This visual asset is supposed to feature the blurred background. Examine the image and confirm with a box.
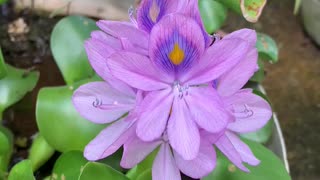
[0,0,319,179]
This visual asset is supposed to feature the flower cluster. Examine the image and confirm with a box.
[72,0,272,179]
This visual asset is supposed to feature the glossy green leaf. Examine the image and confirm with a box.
[250,59,264,83]
[199,0,227,34]
[0,64,39,120]
[240,0,267,22]
[8,160,35,180]
[215,0,241,14]
[256,33,279,63]
[0,126,13,174]
[28,134,55,171]
[203,139,291,180]
[36,78,106,152]
[52,151,88,180]
[78,162,129,180]
[98,149,123,172]
[136,169,152,180]
[50,16,97,86]
[0,47,7,79]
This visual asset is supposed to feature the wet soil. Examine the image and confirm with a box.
[224,0,320,179]
[0,0,319,179]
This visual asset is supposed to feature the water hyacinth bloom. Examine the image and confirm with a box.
[72,0,273,179]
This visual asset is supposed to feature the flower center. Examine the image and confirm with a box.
[173,81,189,99]
[169,43,185,65]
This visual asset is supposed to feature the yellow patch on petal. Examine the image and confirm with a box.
[169,43,185,65]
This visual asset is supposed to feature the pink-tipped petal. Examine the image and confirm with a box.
[73,82,135,124]
[152,143,181,180]
[182,38,250,85]
[186,87,229,133]
[137,90,173,141]
[107,51,172,91]
[224,29,257,47]
[168,98,200,160]
[226,132,260,166]
[215,134,249,172]
[84,117,136,161]
[97,21,149,50]
[121,136,161,168]
[174,140,216,179]
[226,90,272,133]
[217,48,258,96]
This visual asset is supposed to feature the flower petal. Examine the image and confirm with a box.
[137,0,182,33]
[136,90,173,141]
[186,87,229,133]
[149,14,205,77]
[107,51,171,91]
[73,82,135,124]
[121,136,161,168]
[182,38,250,85]
[225,90,272,133]
[174,140,216,179]
[224,29,257,47]
[97,21,149,50]
[217,48,258,96]
[168,98,200,160]
[84,117,135,161]
[215,134,249,172]
[152,143,181,180]
[226,132,260,166]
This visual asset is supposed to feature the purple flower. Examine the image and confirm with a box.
[72,0,272,179]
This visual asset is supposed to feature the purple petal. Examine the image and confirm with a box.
[149,14,205,77]
[217,48,258,96]
[224,29,257,47]
[97,21,149,50]
[225,90,272,133]
[84,117,136,161]
[181,38,250,85]
[215,134,249,172]
[152,143,181,180]
[136,90,174,141]
[90,31,122,50]
[121,136,161,168]
[73,82,135,124]
[84,38,116,81]
[186,87,229,133]
[174,140,216,179]
[137,0,181,33]
[168,98,200,160]
[107,51,172,91]
[226,131,260,166]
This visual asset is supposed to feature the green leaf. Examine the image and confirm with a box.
[250,59,264,83]
[0,47,7,79]
[78,162,129,180]
[256,33,279,63]
[0,0,7,5]
[36,78,106,152]
[136,169,152,180]
[215,0,242,14]
[240,0,267,23]
[0,64,39,120]
[8,160,35,180]
[0,126,13,174]
[294,0,302,14]
[199,0,227,34]
[50,16,97,86]
[52,151,88,180]
[203,139,291,180]
[28,134,55,171]
[98,149,123,172]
